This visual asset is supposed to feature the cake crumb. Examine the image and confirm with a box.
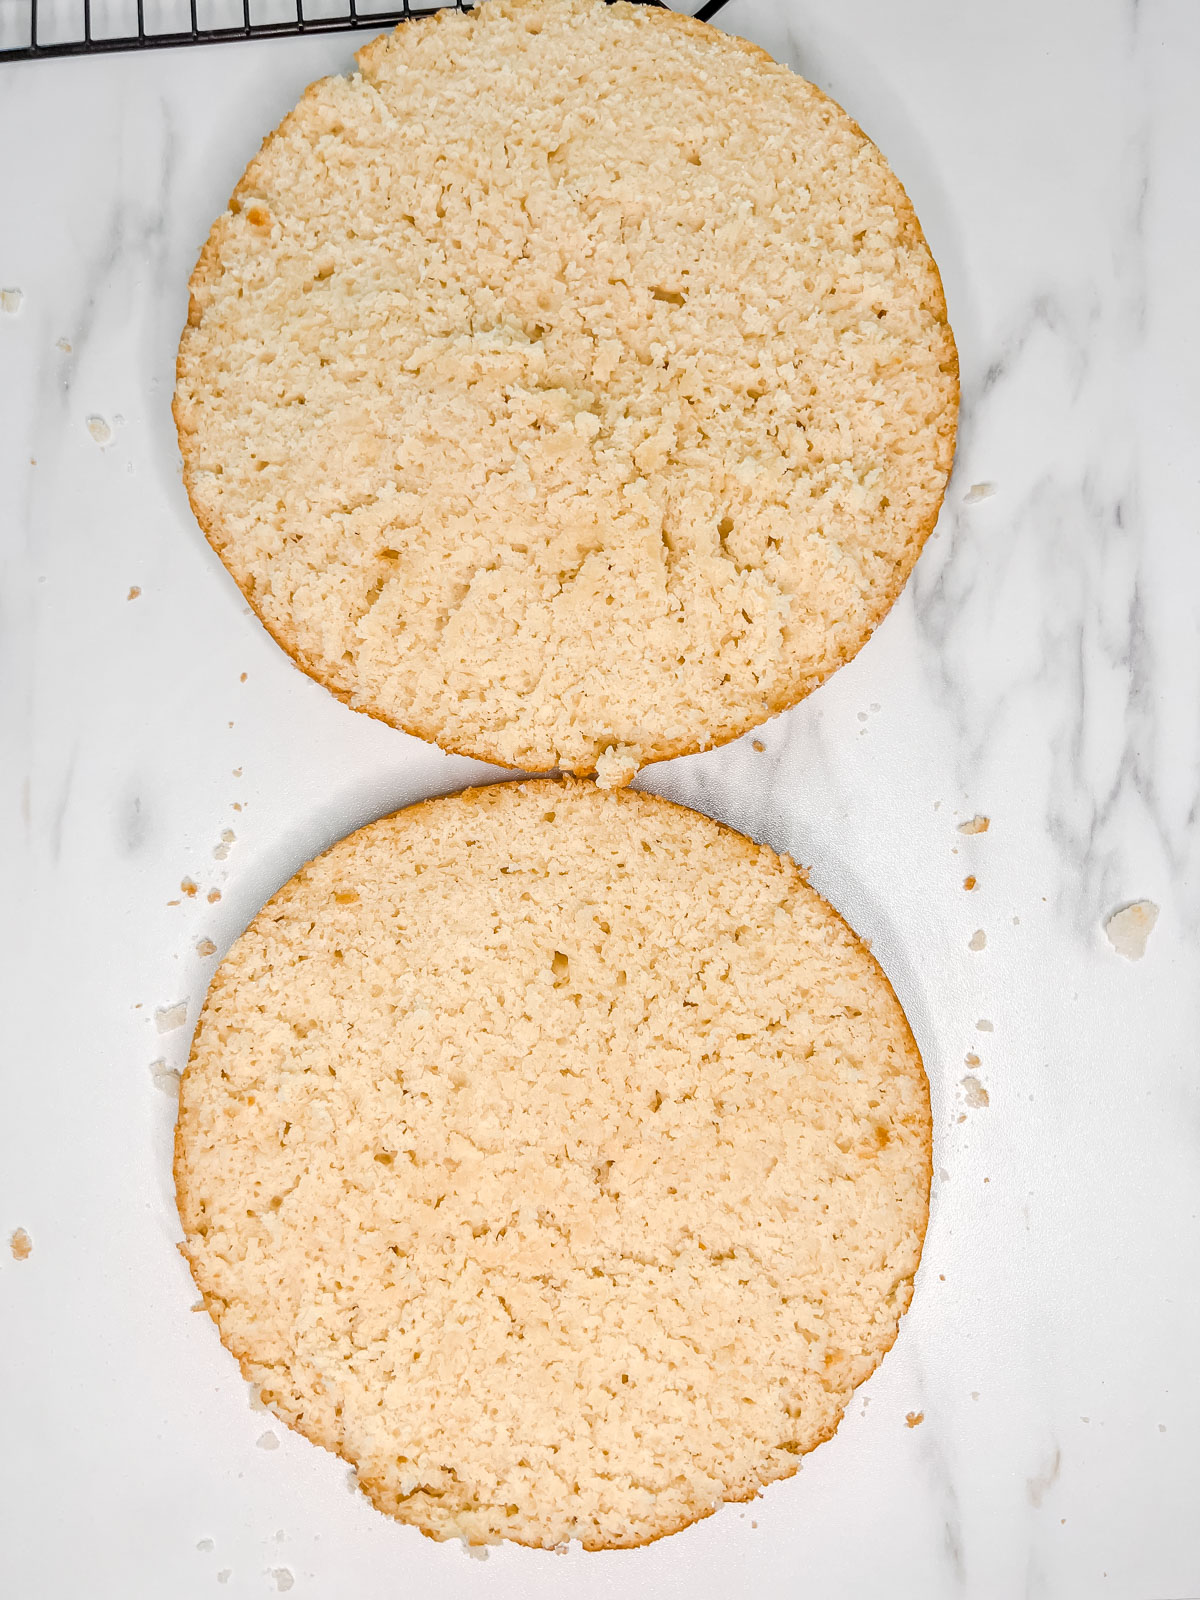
[181,877,198,897]
[269,1570,294,1593]
[961,1075,989,1108]
[957,815,990,834]
[905,1411,924,1428]
[196,1538,214,1553]
[964,482,995,503]
[752,739,765,753]
[962,875,976,890]
[196,938,217,958]
[240,672,248,682]
[968,929,986,952]
[208,888,222,904]
[594,744,640,790]
[10,1227,32,1260]
[257,1430,280,1451]
[86,415,112,444]
[150,1060,181,1096]
[1,287,23,314]
[462,1542,490,1561]
[217,1572,231,1585]
[1104,900,1159,961]
[964,1052,980,1067]
[127,585,141,601]
[155,1002,188,1033]
[56,336,72,352]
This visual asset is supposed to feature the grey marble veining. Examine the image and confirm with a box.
[2,4,1198,1597]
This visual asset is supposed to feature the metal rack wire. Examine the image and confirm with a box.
[0,0,729,63]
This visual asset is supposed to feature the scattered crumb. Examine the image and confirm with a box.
[222,829,236,843]
[86,415,112,444]
[217,1573,231,1585]
[149,1060,181,1096]
[963,875,977,890]
[553,1541,570,1554]
[961,1075,990,1108]
[751,739,765,753]
[857,711,867,722]
[127,585,141,601]
[10,1227,32,1260]
[240,672,248,682]
[196,937,217,958]
[964,1052,980,1067]
[751,1521,758,1530]
[1104,900,1159,961]
[248,1384,269,1413]
[1,287,23,314]
[958,815,990,834]
[166,899,181,907]
[232,802,243,811]
[213,844,230,861]
[971,1392,980,1402]
[968,929,987,952]
[155,1002,187,1033]
[976,1018,993,1031]
[1158,1423,1166,1433]
[269,1571,294,1593]
[196,1538,214,1553]
[462,1543,490,1561]
[181,877,198,897]
[56,336,71,353]
[905,1411,924,1428]
[257,1430,280,1451]
[938,1273,945,1281]
[1012,915,1020,925]
[964,482,996,503]
[207,888,222,904]
[933,800,941,810]
[232,767,242,778]
[595,743,640,790]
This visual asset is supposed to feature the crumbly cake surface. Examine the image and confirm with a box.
[176,779,932,1548]
[174,0,958,779]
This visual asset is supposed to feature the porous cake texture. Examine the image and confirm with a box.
[176,779,932,1548]
[175,0,957,781]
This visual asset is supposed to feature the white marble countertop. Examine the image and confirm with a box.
[2,2,1199,1596]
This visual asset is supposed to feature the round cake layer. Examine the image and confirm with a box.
[174,0,958,781]
[175,779,931,1548]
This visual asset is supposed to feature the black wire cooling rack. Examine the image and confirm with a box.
[0,0,729,63]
